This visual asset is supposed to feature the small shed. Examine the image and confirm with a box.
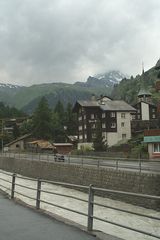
[27,140,54,153]
[53,143,73,155]
[144,129,160,159]
[4,134,32,152]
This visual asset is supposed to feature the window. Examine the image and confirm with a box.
[121,113,125,119]
[132,115,136,120]
[102,132,105,138]
[102,123,106,128]
[121,122,125,127]
[122,134,126,139]
[84,134,87,139]
[92,133,96,138]
[79,135,83,140]
[83,114,86,120]
[102,113,106,118]
[92,124,96,129]
[84,124,87,129]
[111,112,116,118]
[91,114,95,119]
[79,125,82,131]
[152,114,156,119]
[111,123,116,128]
[152,108,155,113]
[78,115,82,121]
[153,143,160,152]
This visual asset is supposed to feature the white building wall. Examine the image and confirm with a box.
[78,142,93,150]
[141,102,149,120]
[106,112,131,147]
[117,112,131,139]
[106,132,119,146]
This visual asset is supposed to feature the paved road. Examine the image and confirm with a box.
[0,193,123,240]
[0,193,97,240]
[2,152,160,173]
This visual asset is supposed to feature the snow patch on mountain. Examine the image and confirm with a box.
[0,83,22,89]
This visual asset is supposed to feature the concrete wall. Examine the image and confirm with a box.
[0,157,159,209]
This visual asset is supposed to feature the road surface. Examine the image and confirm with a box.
[2,152,160,174]
[0,193,101,240]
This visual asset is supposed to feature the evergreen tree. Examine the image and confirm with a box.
[54,100,65,124]
[52,112,65,142]
[32,97,52,140]
[12,123,20,139]
[19,119,33,135]
[93,120,108,151]
[65,103,77,136]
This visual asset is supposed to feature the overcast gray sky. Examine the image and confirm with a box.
[0,0,160,86]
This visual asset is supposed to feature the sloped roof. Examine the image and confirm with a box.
[99,100,136,112]
[138,89,152,97]
[53,143,73,147]
[28,140,53,149]
[5,133,32,147]
[73,99,136,112]
[76,100,99,107]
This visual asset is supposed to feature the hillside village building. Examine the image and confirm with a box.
[73,95,136,149]
[132,89,157,121]
[144,129,160,159]
[131,72,160,134]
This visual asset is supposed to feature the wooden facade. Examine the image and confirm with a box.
[73,96,136,147]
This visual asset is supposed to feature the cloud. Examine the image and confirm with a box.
[0,0,160,85]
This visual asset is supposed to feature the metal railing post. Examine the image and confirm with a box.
[36,178,41,209]
[81,158,83,166]
[11,173,16,199]
[97,160,100,168]
[68,155,70,164]
[139,159,142,173]
[116,159,118,170]
[87,184,94,231]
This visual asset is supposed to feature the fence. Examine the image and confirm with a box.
[2,151,160,173]
[0,170,160,239]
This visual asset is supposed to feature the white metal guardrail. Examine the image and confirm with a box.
[0,170,160,239]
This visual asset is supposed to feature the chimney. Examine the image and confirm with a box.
[91,94,96,101]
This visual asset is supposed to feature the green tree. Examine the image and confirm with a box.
[93,120,108,151]
[54,100,65,124]
[32,97,52,139]
[19,119,33,135]
[65,103,77,136]
[12,123,20,139]
[52,112,65,142]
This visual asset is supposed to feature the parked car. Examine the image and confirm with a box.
[54,154,65,162]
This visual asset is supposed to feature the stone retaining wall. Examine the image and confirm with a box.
[0,157,159,209]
